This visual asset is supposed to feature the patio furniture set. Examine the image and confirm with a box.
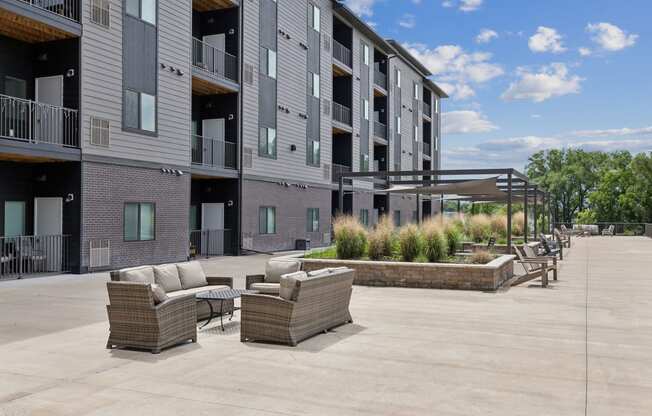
[510,227,570,288]
[106,259,354,353]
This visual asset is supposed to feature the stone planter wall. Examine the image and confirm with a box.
[299,255,515,291]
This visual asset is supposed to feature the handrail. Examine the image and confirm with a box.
[373,121,387,140]
[332,39,352,68]
[20,0,80,22]
[422,140,431,156]
[192,37,238,83]
[0,234,71,279]
[332,163,353,184]
[191,134,237,169]
[190,229,233,257]
[0,94,79,148]
[374,69,387,89]
[332,102,352,126]
[423,101,431,117]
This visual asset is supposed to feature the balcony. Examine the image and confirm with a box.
[191,37,239,95]
[373,70,387,96]
[0,0,81,43]
[373,121,387,142]
[332,39,352,76]
[332,102,352,128]
[423,102,432,119]
[191,135,237,172]
[423,141,431,156]
[0,234,72,279]
[0,94,79,150]
[192,0,238,12]
[190,229,233,257]
[332,163,352,185]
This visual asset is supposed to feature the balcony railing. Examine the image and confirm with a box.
[191,135,237,170]
[0,234,71,279]
[332,163,353,185]
[374,69,387,90]
[332,39,352,68]
[192,37,238,84]
[190,229,233,257]
[373,121,387,140]
[20,0,80,22]
[0,94,79,148]
[332,102,352,126]
[423,101,431,117]
[423,141,431,156]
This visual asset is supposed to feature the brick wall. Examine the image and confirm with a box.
[81,161,190,270]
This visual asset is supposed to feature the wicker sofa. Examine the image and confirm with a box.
[240,267,354,346]
[106,261,233,353]
[245,258,302,296]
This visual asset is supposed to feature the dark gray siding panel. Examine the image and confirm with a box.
[123,17,157,95]
[260,0,277,49]
[259,76,277,127]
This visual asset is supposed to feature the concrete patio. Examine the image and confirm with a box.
[0,237,651,415]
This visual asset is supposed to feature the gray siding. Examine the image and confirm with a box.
[80,0,192,167]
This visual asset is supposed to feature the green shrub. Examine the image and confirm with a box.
[367,216,395,260]
[467,214,491,242]
[333,216,367,259]
[398,224,421,262]
[444,225,462,256]
[422,221,447,263]
[511,212,525,236]
[490,214,508,239]
[469,250,494,264]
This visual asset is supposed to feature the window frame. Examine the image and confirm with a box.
[396,115,401,133]
[414,82,419,100]
[362,43,369,66]
[259,127,277,158]
[125,0,156,26]
[123,202,156,242]
[307,139,320,166]
[311,4,321,32]
[307,208,320,232]
[259,206,277,235]
[362,98,369,120]
[396,68,401,88]
[123,89,157,135]
[311,72,320,98]
[359,209,369,227]
[4,201,26,238]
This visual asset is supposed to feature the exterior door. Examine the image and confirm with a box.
[203,34,226,75]
[201,203,224,256]
[35,75,64,144]
[34,197,63,271]
[202,118,225,167]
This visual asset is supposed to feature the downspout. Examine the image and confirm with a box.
[237,1,244,255]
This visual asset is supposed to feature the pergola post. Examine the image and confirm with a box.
[457,200,461,214]
[440,194,444,215]
[533,185,538,238]
[338,176,344,215]
[416,192,421,224]
[523,180,529,243]
[507,173,513,250]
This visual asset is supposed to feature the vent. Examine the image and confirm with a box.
[323,163,330,180]
[244,63,254,85]
[90,0,110,28]
[323,34,331,52]
[90,116,110,147]
[243,146,253,168]
[89,239,110,268]
[322,99,330,116]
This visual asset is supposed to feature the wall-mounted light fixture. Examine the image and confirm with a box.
[65,194,74,203]
[290,144,297,152]
[66,69,75,77]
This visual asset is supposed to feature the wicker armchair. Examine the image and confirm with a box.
[241,268,354,346]
[106,281,197,354]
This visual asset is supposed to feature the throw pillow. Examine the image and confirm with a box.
[176,261,208,289]
[279,271,307,301]
[150,283,168,305]
[119,266,155,284]
[153,264,183,292]
[265,259,301,283]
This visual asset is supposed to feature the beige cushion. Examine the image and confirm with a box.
[176,261,208,289]
[250,282,281,295]
[279,271,307,301]
[166,285,230,298]
[150,283,169,305]
[153,264,183,292]
[265,259,301,283]
[119,266,155,284]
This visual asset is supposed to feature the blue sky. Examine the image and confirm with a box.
[344,0,652,170]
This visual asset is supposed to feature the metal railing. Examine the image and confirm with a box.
[423,141,431,156]
[20,0,80,22]
[191,135,237,170]
[332,102,352,126]
[0,94,79,148]
[553,222,652,237]
[374,69,387,89]
[0,234,71,279]
[332,39,352,68]
[332,163,352,184]
[373,121,387,140]
[192,37,238,84]
[190,229,233,257]
[423,101,431,117]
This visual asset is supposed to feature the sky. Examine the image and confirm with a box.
[344,0,652,171]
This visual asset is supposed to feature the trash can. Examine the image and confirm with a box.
[296,238,311,251]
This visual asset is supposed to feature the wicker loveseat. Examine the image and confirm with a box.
[245,258,302,296]
[240,267,354,346]
[106,261,234,353]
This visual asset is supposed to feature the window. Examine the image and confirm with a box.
[126,0,156,25]
[311,4,320,32]
[393,210,401,227]
[396,116,401,133]
[434,97,439,113]
[360,153,369,172]
[414,125,418,142]
[414,82,419,99]
[91,0,110,28]
[259,127,277,158]
[434,136,439,151]
[396,69,401,88]
[308,140,320,165]
[311,73,320,98]
[189,205,198,231]
[360,209,369,227]
[362,44,369,66]
[259,207,276,234]
[124,90,156,132]
[4,76,26,99]
[307,208,319,232]
[124,203,155,241]
[4,201,25,238]
[263,48,276,79]
[362,99,369,120]
[90,116,110,147]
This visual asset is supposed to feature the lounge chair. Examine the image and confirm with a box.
[486,236,496,251]
[601,224,615,236]
[540,233,563,260]
[554,228,571,248]
[246,258,302,296]
[512,245,558,288]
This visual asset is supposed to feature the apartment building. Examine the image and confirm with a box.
[0,0,445,278]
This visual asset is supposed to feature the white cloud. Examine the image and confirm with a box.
[476,29,498,44]
[501,63,583,103]
[528,26,567,53]
[403,43,504,100]
[442,111,498,134]
[441,0,483,12]
[345,0,376,17]
[398,14,416,29]
[586,22,638,52]
[571,126,652,138]
[578,47,592,57]
[531,114,542,119]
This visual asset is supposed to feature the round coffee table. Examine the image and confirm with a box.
[196,289,258,331]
